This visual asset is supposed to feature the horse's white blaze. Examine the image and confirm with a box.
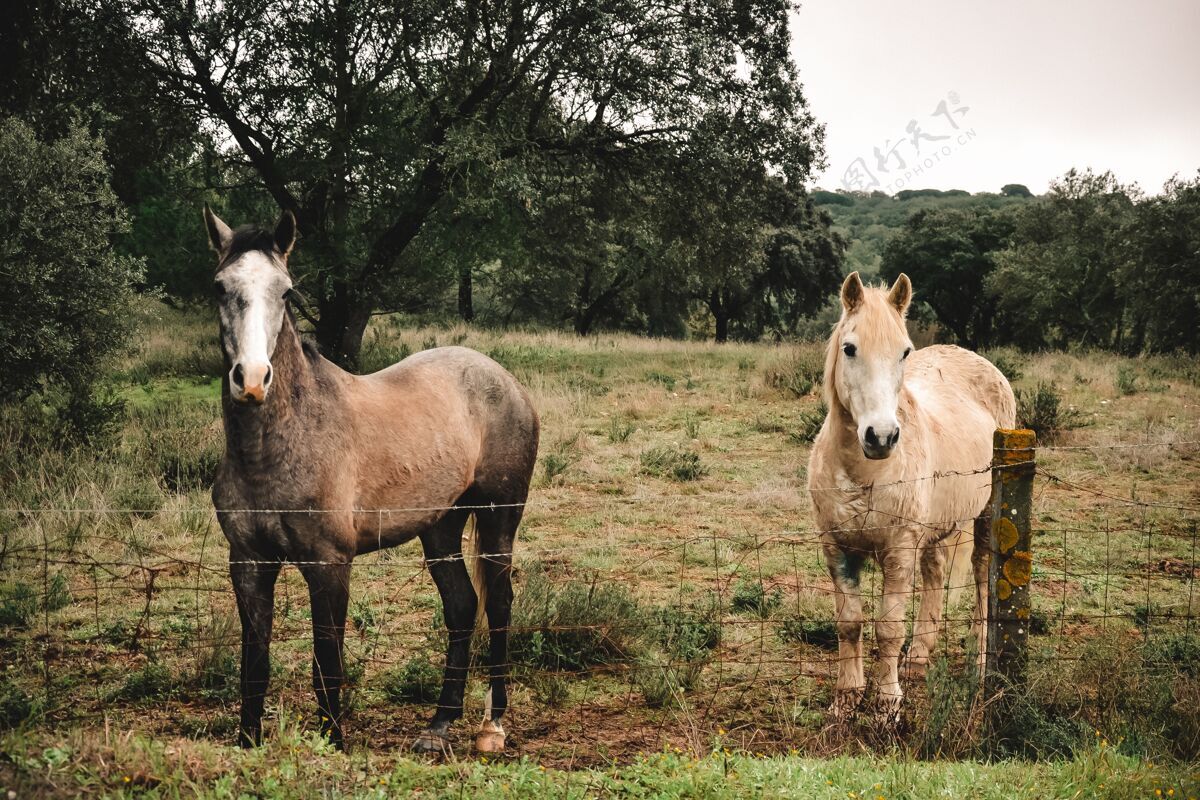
[836,332,909,458]
[218,251,291,403]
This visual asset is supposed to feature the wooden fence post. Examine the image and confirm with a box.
[986,428,1036,735]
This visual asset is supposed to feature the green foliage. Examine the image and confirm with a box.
[382,658,442,705]
[791,402,828,444]
[0,117,142,441]
[777,617,839,650]
[881,205,1016,348]
[606,416,636,443]
[919,652,981,759]
[1119,173,1200,353]
[984,350,1024,382]
[647,602,721,663]
[1015,382,1084,441]
[639,446,707,482]
[989,170,1137,351]
[43,573,71,613]
[509,567,644,672]
[114,661,175,701]
[0,677,39,729]
[116,0,826,359]
[1115,365,1138,395]
[0,584,37,628]
[762,350,823,397]
[730,578,782,619]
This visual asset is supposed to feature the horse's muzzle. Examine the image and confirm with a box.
[862,424,899,459]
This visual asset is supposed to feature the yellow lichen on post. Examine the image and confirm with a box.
[986,428,1036,743]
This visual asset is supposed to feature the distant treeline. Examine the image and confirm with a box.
[811,174,1200,354]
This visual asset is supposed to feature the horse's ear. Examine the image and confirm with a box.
[274,210,297,258]
[840,271,865,313]
[204,205,232,254]
[887,273,913,316]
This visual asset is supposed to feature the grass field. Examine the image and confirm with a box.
[2,300,1199,796]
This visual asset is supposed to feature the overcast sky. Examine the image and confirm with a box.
[790,0,1200,195]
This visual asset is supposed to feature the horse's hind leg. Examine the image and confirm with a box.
[473,504,522,753]
[903,534,948,679]
[413,510,474,755]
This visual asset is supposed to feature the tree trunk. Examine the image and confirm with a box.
[458,263,474,322]
[710,290,729,343]
[314,283,371,370]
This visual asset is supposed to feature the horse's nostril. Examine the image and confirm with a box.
[891,428,901,446]
[865,426,878,447]
[232,363,245,387]
[264,365,273,385]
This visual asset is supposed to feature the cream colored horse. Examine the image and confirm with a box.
[807,272,1015,720]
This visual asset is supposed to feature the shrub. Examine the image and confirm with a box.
[731,578,782,619]
[382,657,441,704]
[606,416,636,443]
[778,617,838,650]
[509,567,643,671]
[639,446,706,482]
[115,661,175,701]
[193,612,238,699]
[762,350,823,397]
[0,117,143,441]
[0,677,38,729]
[984,350,1024,382]
[645,371,676,390]
[1015,382,1083,441]
[134,400,223,493]
[790,402,827,444]
[1115,365,1138,395]
[648,601,721,663]
[0,583,37,628]
[541,453,572,485]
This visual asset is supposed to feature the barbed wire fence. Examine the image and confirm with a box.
[1,433,1198,764]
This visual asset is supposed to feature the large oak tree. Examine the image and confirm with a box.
[116,0,823,364]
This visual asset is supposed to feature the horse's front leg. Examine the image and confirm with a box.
[300,558,352,750]
[823,542,865,719]
[230,555,281,747]
[903,534,948,679]
[875,539,916,723]
[413,518,476,754]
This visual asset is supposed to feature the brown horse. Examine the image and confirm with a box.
[204,207,539,754]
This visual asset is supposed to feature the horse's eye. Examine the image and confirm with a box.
[902,347,912,360]
[842,343,857,357]
[214,281,227,298]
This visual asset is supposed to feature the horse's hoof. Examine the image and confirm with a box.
[475,719,506,754]
[411,730,450,756]
[829,688,864,720]
[873,693,903,727]
[900,655,928,681]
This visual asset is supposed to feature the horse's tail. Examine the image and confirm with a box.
[464,514,489,632]
[945,528,975,608]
